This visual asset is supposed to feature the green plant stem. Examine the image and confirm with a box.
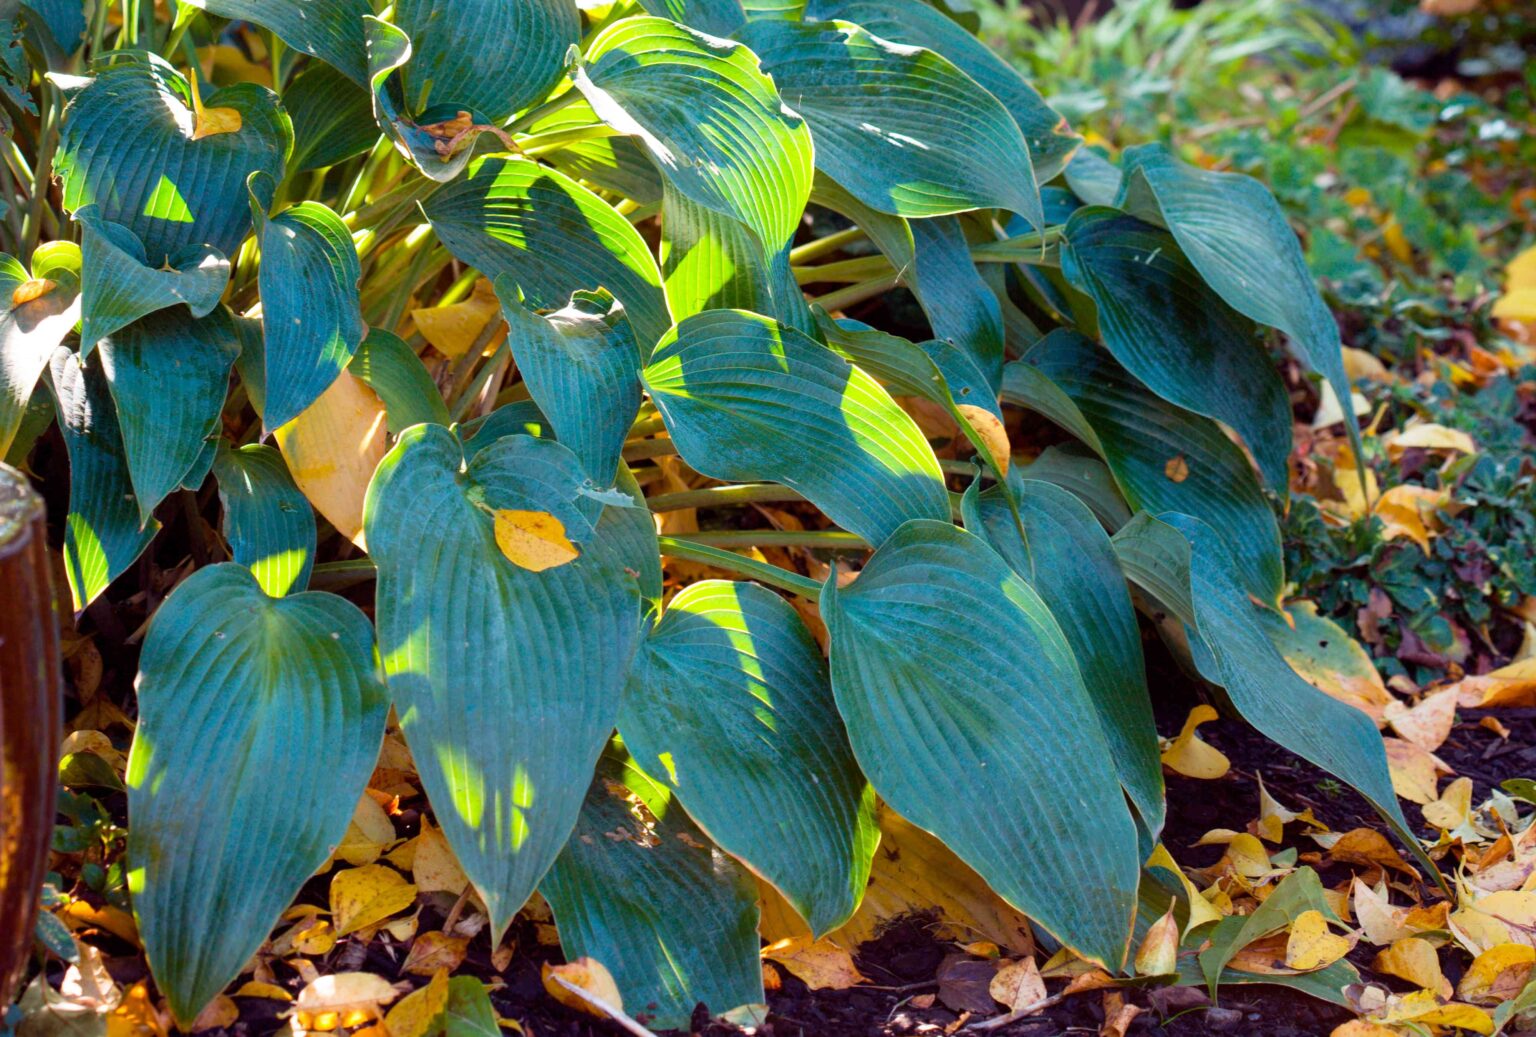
[788,226,866,265]
[517,124,623,156]
[308,558,381,592]
[622,438,679,461]
[670,530,868,549]
[655,537,824,599]
[646,483,807,511]
[792,254,890,285]
[810,275,901,312]
[505,90,582,135]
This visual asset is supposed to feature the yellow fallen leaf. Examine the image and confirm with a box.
[1329,1022,1398,1037]
[1452,891,1536,955]
[493,509,579,572]
[1457,943,1535,1005]
[233,982,292,1001]
[1160,705,1230,779]
[1374,484,1454,554]
[1381,216,1413,263]
[274,371,388,547]
[1285,910,1354,971]
[107,981,167,1037]
[411,819,470,896]
[186,71,242,140]
[1221,833,1273,879]
[1369,989,1494,1035]
[1491,246,1536,327]
[1372,937,1448,997]
[1423,776,1476,840]
[1145,843,1225,935]
[383,970,448,1037]
[1384,687,1458,752]
[402,932,469,977]
[1383,736,1453,806]
[1385,422,1476,459]
[1323,828,1419,881]
[292,973,398,1030]
[541,959,623,1019]
[956,404,1010,474]
[330,865,418,936]
[989,957,1046,1011]
[61,900,140,945]
[412,279,502,359]
[1134,908,1178,977]
[1341,347,1394,384]
[188,995,238,1032]
[1447,657,1536,709]
[334,794,398,867]
[761,937,866,990]
[1256,773,1323,843]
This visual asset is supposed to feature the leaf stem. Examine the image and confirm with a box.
[789,226,867,264]
[669,530,867,549]
[647,483,807,511]
[656,536,824,599]
[810,275,901,312]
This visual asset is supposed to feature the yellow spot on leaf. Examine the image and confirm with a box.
[1163,455,1189,482]
[493,509,579,571]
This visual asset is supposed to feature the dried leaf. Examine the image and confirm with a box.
[1448,658,1536,709]
[1383,687,1458,752]
[1160,705,1230,779]
[492,510,579,572]
[1284,910,1354,971]
[188,996,238,1032]
[1134,908,1178,977]
[1372,938,1448,998]
[330,865,418,937]
[401,933,469,977]
[989,958,1046,1011]
[383,970,448,1037]
[1383,737,1452,806]
[1457,943,1536,1005]
[410,820,469,896]
[761,937,866,990]
[541,959,623,1020]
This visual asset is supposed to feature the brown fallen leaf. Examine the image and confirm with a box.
[935,955,997,1014]
[1100,991,1141,1037]
[989,958,1046,1012]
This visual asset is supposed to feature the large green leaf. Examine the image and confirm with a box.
[643,309,949,546]
[741,19,1040,228]
[248,173,364,430]
[1060,207,1290,491]
[0,250,80,455]
[393,0,579,123]
[76,206,228,357]
[346,329,450,436]
[802,0,1077,182]
[127,563,387,1025]
[96,307,239,525]
[424,155,671,350]
[46,347,160,611]
[364,425,645,935]
[179,0,372,85]
[55,52,290,263]
[1114,143,1358,458]
[822,520,1139,968]
[362,17,479,182]
[495,282,641,485]
[211,443,316,597]
[542,749,763,1031]
[1009,330,1283,604]
[637,0,745,36]
[1111,512,1435,880]
[618,580,879,935]
[575,16,813,258]
[529,98,664,206]
[962,473,1163,838]
[284,62,379,173]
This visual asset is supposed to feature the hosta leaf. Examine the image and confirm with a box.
[346,329,449,436]
[1111,512,1434,880]
[742,19,1040,228]
[178,0,372,85]
[285,62,379,173]
[803,0,1077,181]
[618,580,879,935]
[56,52,290,263]
[248,172,364,431]
[424,155,670,351]
[1115,144,1358,457]
[0,249,80,455]
[637,0,745,36]
[542,750,763,1031]
[96,307,239,524]
[127,563,388,1025]
[822,520,1139,969]
[212,443,316,597]
[363,16,476,182]
[46,347,160,611]
[364,425,645,935]
[643,309,949,546]
[660,182,810,333]
[530,99,664,206]
[393,0,579,123]
[962,473,1163,838]
[1009,330,1283,604]
[76,206,228,357]
[495,282,641,485]
[574,16,813,257]
[1015,444,1131,531]
[1060,207,1290,491]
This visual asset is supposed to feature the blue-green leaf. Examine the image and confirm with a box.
[363,425,645,935]
[127,563,387,1025]
[346,329,449,436]
[822,520,1140,969]
[284,62,380,173]
[178,0,372,85]
[643,309,949,546]
[618,580,879,935]
[212,443,316,597]
[248,172,364,430]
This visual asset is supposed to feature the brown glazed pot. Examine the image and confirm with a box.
[0,462,61,1006]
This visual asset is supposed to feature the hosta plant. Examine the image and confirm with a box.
[1,0,1437,1027]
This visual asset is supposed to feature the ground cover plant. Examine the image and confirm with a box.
[6,0,1536,1035]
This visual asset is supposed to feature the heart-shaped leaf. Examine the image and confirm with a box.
[346,329,450,436]
[284,62,380,173]
[96,306,239,524]
[425,155,671,351]
[248,172,365,431]
[364,425,647,935]
[643,309,949,546]
[127,563,388,1026]
[618,580,879,935]
[177,0,373,84]
[212,443,316,597]
[822,520,1140,969]
[56,52,289,263]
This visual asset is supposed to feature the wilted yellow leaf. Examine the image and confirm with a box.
[1160,705,1230,779]
[1134,908,1178,977]
[1452,891,1536,955]
[1457,943,1535,1004]
[989,957,1046,1011]
[330,865,418,936]
[956,404,1010,474]
[61,900,140,945]
[1491,245,1536,329]
[335,794,398,867]
[1372,938,1447,997]
[1374,484,1453,554]
[274,371,388,547]
[412,280,502,359]
[1384,687,1458,752]
[186,72,242,140]
[1369,989,1494,1035]
[411,819,470,896]
[188,996,238,1032]
[11,277,55,306]
[493,509,579,572]
[1256,773,1323,843]
[1284,910,1353,971]
[1145,844,1225,935]
[541,959,623,1019]
[383,970,448,1037]
[1423,776,1476,839]
[401,932,469,977]
[1385,422,1476,459]
[761,937,866,990]
[1447,657,1536,709]
[1383,737,1452,805]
